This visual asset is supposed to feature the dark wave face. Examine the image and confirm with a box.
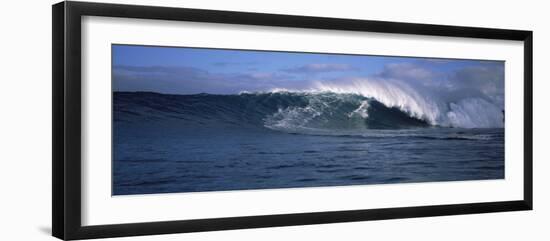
[114,91,430,133]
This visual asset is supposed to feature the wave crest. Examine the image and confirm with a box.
[312,78,504,128]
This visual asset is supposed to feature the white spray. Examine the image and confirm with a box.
[312,77,503,128]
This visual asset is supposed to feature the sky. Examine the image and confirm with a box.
[112,44,504,103]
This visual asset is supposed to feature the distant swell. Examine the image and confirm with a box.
[114,90,504,132]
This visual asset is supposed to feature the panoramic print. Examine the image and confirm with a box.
[112,44,505,195]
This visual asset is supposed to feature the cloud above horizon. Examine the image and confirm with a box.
[113,65,310,94]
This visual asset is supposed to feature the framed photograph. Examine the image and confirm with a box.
[52,1,533,240]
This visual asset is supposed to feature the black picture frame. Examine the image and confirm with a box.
[52,1,533,240]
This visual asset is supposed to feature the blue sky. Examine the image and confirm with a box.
[112,44,504,98]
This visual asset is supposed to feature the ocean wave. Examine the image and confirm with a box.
[312,78,504,128]
[114,89,504,133]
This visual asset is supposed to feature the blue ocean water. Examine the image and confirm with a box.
[113,92,504,195]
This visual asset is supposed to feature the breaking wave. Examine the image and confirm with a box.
[311,78,504,128]
[114,87,504,133]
